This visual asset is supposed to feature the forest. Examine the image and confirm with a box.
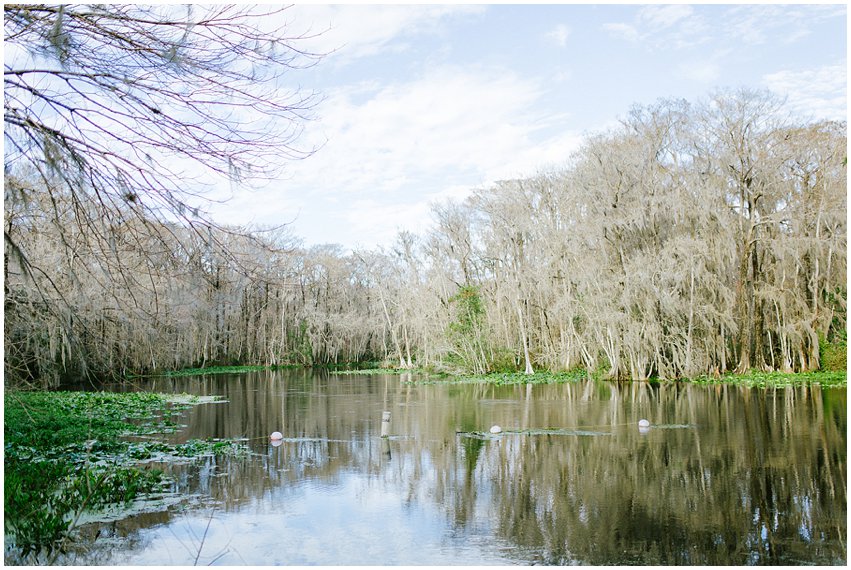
[4,6,847,388]
[5,94,846,387]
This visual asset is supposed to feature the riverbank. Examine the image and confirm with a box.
[3,390,247,564]
[157,363,847,388]
[404,368,847,388]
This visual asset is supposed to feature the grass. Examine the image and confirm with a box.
[3,390,247,562]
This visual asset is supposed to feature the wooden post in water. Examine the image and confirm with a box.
[380,411,391,438]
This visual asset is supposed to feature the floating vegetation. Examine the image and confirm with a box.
[333,367,426,375]
[409,370,589,386]
[266,437,350,443]
[160,364,299,378]
[4,390,246,562]
[71,492,197,526]
[458,427,612,438]
[686,370,846,389]
[334,368,401,375]
[649,424,697,430]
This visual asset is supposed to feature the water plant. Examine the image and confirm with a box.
[686,370,846,388]
[333,367,424,375]
[160,364,299,378]
[3,390,246,563]
[405,370,589,386]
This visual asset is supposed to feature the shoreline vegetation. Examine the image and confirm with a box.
[3,391,248,564]
[151,363,847,388]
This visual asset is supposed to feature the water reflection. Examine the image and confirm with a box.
[62,372,846,565]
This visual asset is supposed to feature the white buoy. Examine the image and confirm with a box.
[489,425,503,434]
[270,431,283,440]
[637,419,650,428]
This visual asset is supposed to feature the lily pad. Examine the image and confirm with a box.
[458,428,612,438]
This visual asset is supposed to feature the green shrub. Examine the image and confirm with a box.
[820,337,847,372]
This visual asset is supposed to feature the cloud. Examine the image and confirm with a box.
[288,4,485,64]
[723,4,845,46]
[545,24,571,48]
[297,65,573,194]
[762,63,847,121]
[602,4,710,49]
[638,4,694,29]
[218,65,583,247]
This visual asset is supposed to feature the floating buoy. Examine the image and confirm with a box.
[489,425,503,434]
[638,419,650,428]
[270,431,283,440]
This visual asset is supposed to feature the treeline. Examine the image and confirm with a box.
[4,90,846,386]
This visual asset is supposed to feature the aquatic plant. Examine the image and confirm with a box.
[3,390,245,563]
[406,370,589,386]
[686,370,846,388]
[333,367,422,375]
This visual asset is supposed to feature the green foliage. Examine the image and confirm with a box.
[489,348,521,373]
[3,390,246,561]
[687,370,846,388]
[162,364,299,378]
[408,370,589,386]
[448,285,485,335]
[826,287,847,342]
[447,285,490,374]
[406,368,844,389]
[333,367,417,375]
[819,335,847,372]
[286,320,314,365]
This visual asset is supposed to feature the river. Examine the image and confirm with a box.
[56,369,846,565]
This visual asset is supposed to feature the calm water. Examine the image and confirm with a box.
[59,370,845,565]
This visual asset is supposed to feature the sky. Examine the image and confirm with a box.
[198,3,847,250]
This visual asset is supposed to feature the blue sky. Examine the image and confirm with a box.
[205,3,847,250]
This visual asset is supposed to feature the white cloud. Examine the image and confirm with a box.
[638,4,694,29]
[762,63,847,121]
[213,65,583,247]
[603,4,710,49]
[296,65,564,194]
[723,4,846,46]
[288,4,485,64]
[545,24,571,48]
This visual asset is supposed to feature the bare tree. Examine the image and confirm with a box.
[4,4,322,386]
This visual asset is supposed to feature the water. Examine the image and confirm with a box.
[59,370,846,565]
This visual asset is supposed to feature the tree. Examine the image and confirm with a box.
[4,4,322,386]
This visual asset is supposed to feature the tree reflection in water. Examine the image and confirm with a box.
[62,370,845,565]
